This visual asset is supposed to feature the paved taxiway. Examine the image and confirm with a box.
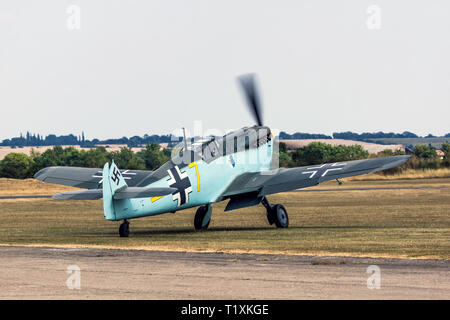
[0,246,448,299]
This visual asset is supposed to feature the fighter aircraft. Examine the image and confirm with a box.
[34,74,410,237]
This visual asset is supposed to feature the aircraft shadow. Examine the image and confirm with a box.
[131,226,280,235]
[130,225,390,236]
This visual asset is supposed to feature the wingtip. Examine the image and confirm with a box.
[399,154,412,161]
[52,192,63,200]
[387,154,411,168]
[34,167,49,180]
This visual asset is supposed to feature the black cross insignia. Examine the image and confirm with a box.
[302,162,347,179]
[167,166,192,206]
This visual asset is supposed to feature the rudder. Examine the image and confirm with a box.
[102,161,126,221]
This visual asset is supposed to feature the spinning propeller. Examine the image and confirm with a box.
[237,73,263,127]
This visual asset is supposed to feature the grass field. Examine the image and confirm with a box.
[0,178,449,259]
[348,168,450,180]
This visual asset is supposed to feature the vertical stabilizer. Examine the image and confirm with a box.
[102,162,116,220]
[108,160,128,194]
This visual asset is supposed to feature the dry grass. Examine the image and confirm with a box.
[348,168,450,181]
[0,178,78,196]
[0,178,449,259]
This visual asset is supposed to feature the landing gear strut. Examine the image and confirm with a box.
[261,197,289,228]
[194,204,212,230]
[119,219,130,237]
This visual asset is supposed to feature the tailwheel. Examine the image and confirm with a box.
[119,219,130,237]
[261,197,289,228]
[194,204,212,231]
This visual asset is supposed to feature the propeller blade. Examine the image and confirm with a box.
[237,73,263,126]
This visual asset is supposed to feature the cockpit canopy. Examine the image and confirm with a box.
[171,126,272,165]
[197,126,272,163]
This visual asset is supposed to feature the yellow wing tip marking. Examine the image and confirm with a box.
[151,196,163,203]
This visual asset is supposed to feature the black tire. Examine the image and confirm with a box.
[272,204,289,228]
[119,221,130,237]
[194,205,211,230]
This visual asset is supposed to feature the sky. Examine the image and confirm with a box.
[0,0,449,140]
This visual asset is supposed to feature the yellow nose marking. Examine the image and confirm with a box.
[188,161,200,192]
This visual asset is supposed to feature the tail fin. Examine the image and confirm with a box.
[102,160,127,221]
[108,160,128,194]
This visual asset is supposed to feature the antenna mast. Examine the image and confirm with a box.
[182,127,188,151]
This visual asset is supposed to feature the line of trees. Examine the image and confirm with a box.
[278,130,450,141]
[279,132,332,139]
[0,132,179,148]
[2,131,450,148]
[332,131,421,140]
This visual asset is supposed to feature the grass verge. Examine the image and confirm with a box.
[0,178,448,259]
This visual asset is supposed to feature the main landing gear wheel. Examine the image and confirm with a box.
[119,220,130,237]
[261,197,289,228]
[194,204,212,231]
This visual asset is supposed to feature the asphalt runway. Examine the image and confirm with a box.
[0,246,448,299]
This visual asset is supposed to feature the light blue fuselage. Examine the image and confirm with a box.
[108,140,273,221]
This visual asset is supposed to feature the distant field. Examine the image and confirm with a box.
[368,137,450,148]
[0,178,449,259]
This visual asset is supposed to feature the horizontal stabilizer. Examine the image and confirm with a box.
[113,187,176,200]
[53,189,103,200]
[34,166,153,189]
[52,187,176,200]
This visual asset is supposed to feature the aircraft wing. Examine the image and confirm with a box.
[221,155,410,209]
[34,166,152,189]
